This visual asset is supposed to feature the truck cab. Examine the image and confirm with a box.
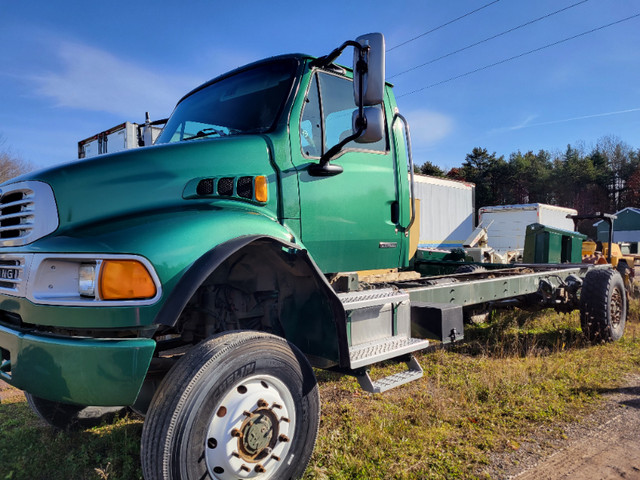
[0,33,419,479]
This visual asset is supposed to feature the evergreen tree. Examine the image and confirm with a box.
[418,161,446,177]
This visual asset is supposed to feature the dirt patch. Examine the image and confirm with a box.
[483,374,640,479]
[0,379,24,403]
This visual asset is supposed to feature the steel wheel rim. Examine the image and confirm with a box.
[610,288,623,327]
[204,374,296,479]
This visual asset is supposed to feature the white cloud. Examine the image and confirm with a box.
[402,109,454,146]
[31,41,201,118]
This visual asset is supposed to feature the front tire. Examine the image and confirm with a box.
[141,331,320,480]
[580,268,627,342]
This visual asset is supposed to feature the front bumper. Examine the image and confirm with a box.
[0,323,155,405]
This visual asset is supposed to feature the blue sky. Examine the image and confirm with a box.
[1,0,639,171]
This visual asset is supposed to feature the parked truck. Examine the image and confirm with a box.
[78,113,165,159]
[0,34,628,480]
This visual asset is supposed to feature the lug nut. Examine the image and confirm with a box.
[257,399,268,408]
[272,402,282,409]
[278,434,290,443]
[240,465,250,472]
[231,428,242,438]
[255,464,266,473]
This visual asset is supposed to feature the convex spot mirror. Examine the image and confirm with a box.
[353,107,384,144]
[353,33,385,107]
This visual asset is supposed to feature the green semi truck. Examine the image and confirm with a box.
[0,33,628,479]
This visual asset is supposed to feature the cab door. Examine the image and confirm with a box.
[290,69,404,274]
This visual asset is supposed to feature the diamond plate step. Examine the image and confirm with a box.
[338,288,409,310]
[348,335,429,369]
[357,356,423,394]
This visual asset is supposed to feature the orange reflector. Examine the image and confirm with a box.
[99,260,157,300]
[255,176,268,203]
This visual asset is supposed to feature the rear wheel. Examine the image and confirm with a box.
[141,331,319,480]
[580,268,627,342]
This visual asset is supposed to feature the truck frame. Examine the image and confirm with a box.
[0,34,627,480]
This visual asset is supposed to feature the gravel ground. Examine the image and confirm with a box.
[483,374,640,480]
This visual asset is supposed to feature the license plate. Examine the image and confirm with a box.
[0,268,18,280]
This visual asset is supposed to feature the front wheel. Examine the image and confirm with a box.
[141,331,320,480]
[580,268,627,342]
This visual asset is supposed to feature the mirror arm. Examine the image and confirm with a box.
[308,43,370,177]
[309,121,365,177]
[310,40,362,69]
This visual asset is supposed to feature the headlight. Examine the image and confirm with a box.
[24,254,161,306]
[78,263,97,297]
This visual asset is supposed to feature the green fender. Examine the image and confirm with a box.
[153,234,348,368]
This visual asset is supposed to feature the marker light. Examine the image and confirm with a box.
[255,176,268,203]
[99,260,157,300]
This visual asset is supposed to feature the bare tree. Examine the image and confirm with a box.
[0,134,33,183]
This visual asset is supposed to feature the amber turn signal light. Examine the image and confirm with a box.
[255,176,268,203]
[99,260,157,300]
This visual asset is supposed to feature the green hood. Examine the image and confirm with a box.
[13,135,277,233]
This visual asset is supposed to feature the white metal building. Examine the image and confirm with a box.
[414,174,475,248]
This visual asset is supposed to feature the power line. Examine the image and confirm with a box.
[397,12,640,98]
[387,0,501,52]
[390,0,590,80]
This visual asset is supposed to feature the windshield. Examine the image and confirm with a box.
[156,59,298,144]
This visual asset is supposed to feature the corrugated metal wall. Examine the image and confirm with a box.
[414,175,475,248]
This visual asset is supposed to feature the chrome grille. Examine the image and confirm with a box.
[0,190,34,240]
[0,181,58,247]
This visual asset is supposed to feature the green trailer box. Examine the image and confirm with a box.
[523,223,586,264]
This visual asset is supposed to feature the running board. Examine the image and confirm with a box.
[349,335,429,369]
[356,355,424,394]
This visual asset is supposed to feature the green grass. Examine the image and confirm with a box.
[0,402,143,480]
[1,301,639,480]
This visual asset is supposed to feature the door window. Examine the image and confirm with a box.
[300,71,387,158]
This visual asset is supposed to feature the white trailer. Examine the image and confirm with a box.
[479,203,577,253]
[414,174,475,249]
[78,114,164,159]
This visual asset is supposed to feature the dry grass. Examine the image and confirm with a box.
[306,300,640,479]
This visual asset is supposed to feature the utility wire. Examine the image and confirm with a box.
[397,12,640,98]
[387,0,501,52]
[390,0,590,79]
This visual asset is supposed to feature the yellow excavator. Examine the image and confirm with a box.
[570,213,637,297]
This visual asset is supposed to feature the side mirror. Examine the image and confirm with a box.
[353,107,384,143]
[353,33,385,107]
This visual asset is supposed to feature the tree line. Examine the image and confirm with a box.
[418,136,640,218]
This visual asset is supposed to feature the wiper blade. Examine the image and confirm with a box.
[182,128,227,141]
